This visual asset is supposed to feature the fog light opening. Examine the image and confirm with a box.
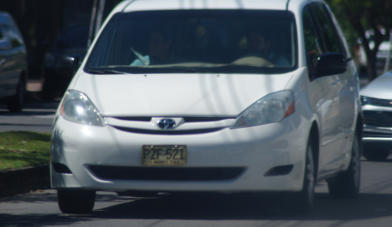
[52,162,72,174]
[264,165,293,176]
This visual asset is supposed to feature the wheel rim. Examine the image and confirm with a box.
[306,145,315,203]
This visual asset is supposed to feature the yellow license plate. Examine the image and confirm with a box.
[142,145,187,166]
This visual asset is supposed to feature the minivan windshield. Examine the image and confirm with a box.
[85,10,297,74]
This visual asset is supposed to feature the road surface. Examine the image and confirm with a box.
[1,159,392,227]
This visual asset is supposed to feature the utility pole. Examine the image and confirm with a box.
[87,0,105,48]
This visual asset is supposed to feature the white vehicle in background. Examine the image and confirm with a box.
[360,70,392,161]
[50,0,362,214]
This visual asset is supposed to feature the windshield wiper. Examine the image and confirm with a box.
[85,68,126,74]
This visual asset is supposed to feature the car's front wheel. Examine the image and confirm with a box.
[57,189,96,214]
[297,141,316,211]
[327,134,361,198]
[284,140,316,213]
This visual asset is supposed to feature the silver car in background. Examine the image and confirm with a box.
[361,71,392,161]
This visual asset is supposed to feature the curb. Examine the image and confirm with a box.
[0,165,50,198]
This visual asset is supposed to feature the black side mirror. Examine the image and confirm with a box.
[316,52,347,77]
[64,56,80,71]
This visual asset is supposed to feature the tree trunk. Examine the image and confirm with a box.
[366,54,378,81]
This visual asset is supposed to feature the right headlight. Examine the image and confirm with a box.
[232,90,295,129]
[59,89,104,126]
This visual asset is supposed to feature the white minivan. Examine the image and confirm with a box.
[50,0,362,214]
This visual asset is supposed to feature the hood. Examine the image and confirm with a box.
[71,72,294,116]
[360,71,392,99]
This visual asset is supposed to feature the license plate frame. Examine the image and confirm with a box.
[142,145,187,167]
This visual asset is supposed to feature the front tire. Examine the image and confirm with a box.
[297,141,316,212]
[327,135,361,198]
[7,76,25,112]
[285,140,316,213]
[57,189,96,214]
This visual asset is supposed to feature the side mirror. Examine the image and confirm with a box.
[0,39,12,51]
[64,56,80,71]
[316,52,347,77]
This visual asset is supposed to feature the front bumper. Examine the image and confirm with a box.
[50,115,308,193]
[362,104,392,142]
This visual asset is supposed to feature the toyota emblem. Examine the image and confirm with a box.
[157,119,176,130]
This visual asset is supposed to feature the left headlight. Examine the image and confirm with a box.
[59,89,104,126]
[232,90,295,129]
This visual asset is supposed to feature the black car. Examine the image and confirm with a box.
[42,24,88,100]
[0,11,28,112]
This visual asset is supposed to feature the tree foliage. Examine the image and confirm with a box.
[326,0,392,80]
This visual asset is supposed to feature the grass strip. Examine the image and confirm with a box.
[0,131,50,171]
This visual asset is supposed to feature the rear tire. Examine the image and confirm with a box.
[57,189,96,214]
[328,135,361,198]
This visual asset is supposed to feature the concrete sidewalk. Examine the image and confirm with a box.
[0,80,51,198]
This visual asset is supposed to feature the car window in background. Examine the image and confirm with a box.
[0,15,24,48]
[85,10,297,74]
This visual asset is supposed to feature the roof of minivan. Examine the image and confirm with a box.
[118,0,302,12]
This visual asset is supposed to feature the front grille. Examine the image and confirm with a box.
[87,165,246,181]
[363,111,392,127]
[363,131,392,138]
[110,116,235,123]
[364,97,392,107]
[112,126,224,135]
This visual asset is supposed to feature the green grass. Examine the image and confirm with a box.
[0,131,51,171]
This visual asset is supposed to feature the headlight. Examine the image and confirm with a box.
[59,90,104,126]
[232,90,294,129]
[360,96,369,105]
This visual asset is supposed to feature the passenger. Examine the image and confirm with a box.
[246,31,290,67]
[131,31,172,66]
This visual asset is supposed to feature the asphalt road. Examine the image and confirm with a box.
[0,99,57,133]
[1,159,392,227]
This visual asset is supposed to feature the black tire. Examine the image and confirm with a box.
[57,189,96,214]
[7,77,25,112]
[284,140,316,213]
[296,141,316,212]
[363,144,389,161]
[327,135,361,198]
